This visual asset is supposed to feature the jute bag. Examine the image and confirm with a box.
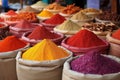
[16,47,72,80]
[0,43,29,80]
[62,55,120,80]
[106,33,120,57]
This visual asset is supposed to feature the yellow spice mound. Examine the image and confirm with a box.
[38,10,53,17]
[22,39,69,61]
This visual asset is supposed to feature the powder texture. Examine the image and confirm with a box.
[67,29,105,48]
[22,39,69,61]
[71,12,92,21]
[56,20,81,31]
[27,26,60,40]
[14,20,33,29]
[44,14,66,25]
[38,10,53,17]
[112,29,120,40]
[71,50,120,75]
[0,36,27,52]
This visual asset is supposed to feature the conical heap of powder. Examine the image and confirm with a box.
[112,29,120,40]
[22,39,69,61]
[71,50,120,75]
[44,14,66,25]
[14,20,33,29]
[56,20,81,31]
[67,29,105,48]
[38,10,53,17]
[71,11,92,21]
[0,36,27,52]
[27,26,60,40]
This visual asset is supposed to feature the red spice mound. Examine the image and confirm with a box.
[27,26,60,40]
[6,10,17,15]
[14,20,33,29]
[112,29,120,40]
[0,18,4,22]
[71,50,120,75]
[44,14,66,25]
[66,29,105,48]
[0,36,27,52]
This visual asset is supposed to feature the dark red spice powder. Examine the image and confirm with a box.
[112,29,120,40]
[27,26,60,40]
[66,29,105,48]
[44,14,66,25]
[71,50,120,75]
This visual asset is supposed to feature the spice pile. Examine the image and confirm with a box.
[6,10,17,16]
[71,50,120,75]
[54,20,81,34]
[82,22,118,32]
[61,4,81,15]
[66,29,105,48]
[45,2,64,11]
[27,26,60,40]
[20,6,39,13]
[22,39,69,61]
[44,14,66,25]
[71,11,92,21]
[31,1,48,10]
[10,20,35,31]
[37,10,53,18]
[0,36,27,52]
[6,12,37,22]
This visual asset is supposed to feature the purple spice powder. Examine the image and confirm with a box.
[70,50,120,75]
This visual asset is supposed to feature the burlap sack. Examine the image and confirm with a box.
[0,43,29,80]
[106,33,120,57]
[16,47,72,80]
[62,55,120,80]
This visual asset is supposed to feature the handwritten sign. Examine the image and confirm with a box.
[87,0,100,9]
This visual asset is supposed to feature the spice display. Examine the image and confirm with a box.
[66,29,105,48]
[0,36,27,52]
[112,29,120,40]
[20,6,39,13]
[31,1,48,10]
[71,50,120,75]
[61,4,81,15]
[6,12,37,22]
[22,39,69,61]
[45,2,64,11]
[27,26,60,40]
[37,10,53,17]
[44,14,66,25]
[6,10,17,16]
[54,20,81,33]
[71,11,92,21]
[82,22,118,32]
